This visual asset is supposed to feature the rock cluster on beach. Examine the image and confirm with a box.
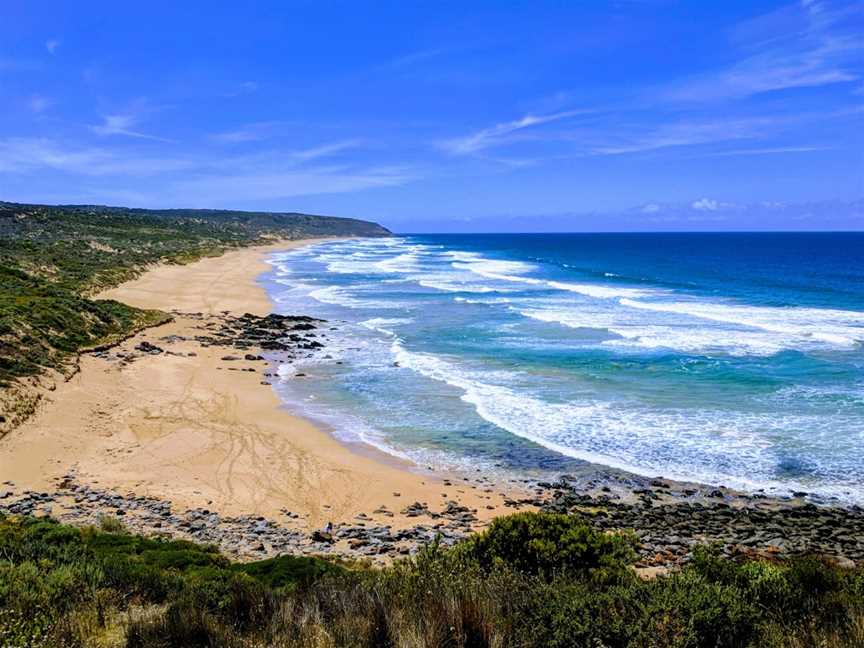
[189,311,324,354]
[533,475,864,569]
[88,310,329,372]
[0,476,478,563]
[3,470,863,569]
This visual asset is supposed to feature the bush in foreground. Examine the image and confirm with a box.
[0,511,861,647]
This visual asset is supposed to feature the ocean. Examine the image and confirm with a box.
[262,233,864,503]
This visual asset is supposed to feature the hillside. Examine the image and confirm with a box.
[0,201,389,429]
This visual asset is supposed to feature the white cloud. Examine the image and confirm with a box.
[440,110,590,154]
[641,203,661,213]
[90,114,170,141]
[691,198,719,211]
[45,39,60,55]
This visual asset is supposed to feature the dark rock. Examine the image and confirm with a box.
[135,341,164,354]
[312,530,334,543]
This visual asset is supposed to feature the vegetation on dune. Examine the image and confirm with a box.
[0,512,861,647]
[0,201,389,391]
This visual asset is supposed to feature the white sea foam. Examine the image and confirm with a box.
[452,258,537,279]
[306,285,396,309]
[318,257,380,275]
[548,281,657,299]
[308,285,360,307]
[762,383,864,410]
[374,251,422,273]
[389,340,862,498]
[455,296,514,304]
[519,308,783,356]
[452,254,660,299]
[620,299,864,349]
[313,240,668,305]
[418,279,499,293]
[360,317,413,336]
[518,304,847,356]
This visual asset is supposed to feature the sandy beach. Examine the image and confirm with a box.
[6,237,861,569]
[0,239,517,541]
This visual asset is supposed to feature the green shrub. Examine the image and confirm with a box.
[456,511,636,580]
[639,570,760,648]
[233,553,346,590]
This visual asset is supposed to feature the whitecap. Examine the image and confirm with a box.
[620,298,864,349]
[389,340,863,500]
[548,281,657,299]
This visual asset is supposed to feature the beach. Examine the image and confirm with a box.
[0,239,520,558]
[2,236,863,568]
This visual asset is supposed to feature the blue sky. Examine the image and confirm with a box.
[1,0,862,231]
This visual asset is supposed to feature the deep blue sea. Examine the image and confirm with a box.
[263,233,864,502]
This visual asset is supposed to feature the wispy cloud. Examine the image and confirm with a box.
[209,121,285,144]
[440,110,591,154]
[223,81,259,97]
[0,137,412,204]
[45,39,60,55]
[90,113,170,141]
[563,105,858,156]
[384,47,450,70]
[209,125,363,160]
[587,116,773,155]
[666,0,862,102]
[0,138,192,176]
[291,140,364,162]
[701,145,832,157]
[167,165,411,205]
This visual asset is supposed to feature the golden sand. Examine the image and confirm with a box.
[0,240,516,530]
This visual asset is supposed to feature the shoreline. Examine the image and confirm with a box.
[0,240,527,547]
[1,237,862,567]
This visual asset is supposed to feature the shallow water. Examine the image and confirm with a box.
[263,233,864,502]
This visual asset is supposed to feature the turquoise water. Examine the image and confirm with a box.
[263,233,864,502]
